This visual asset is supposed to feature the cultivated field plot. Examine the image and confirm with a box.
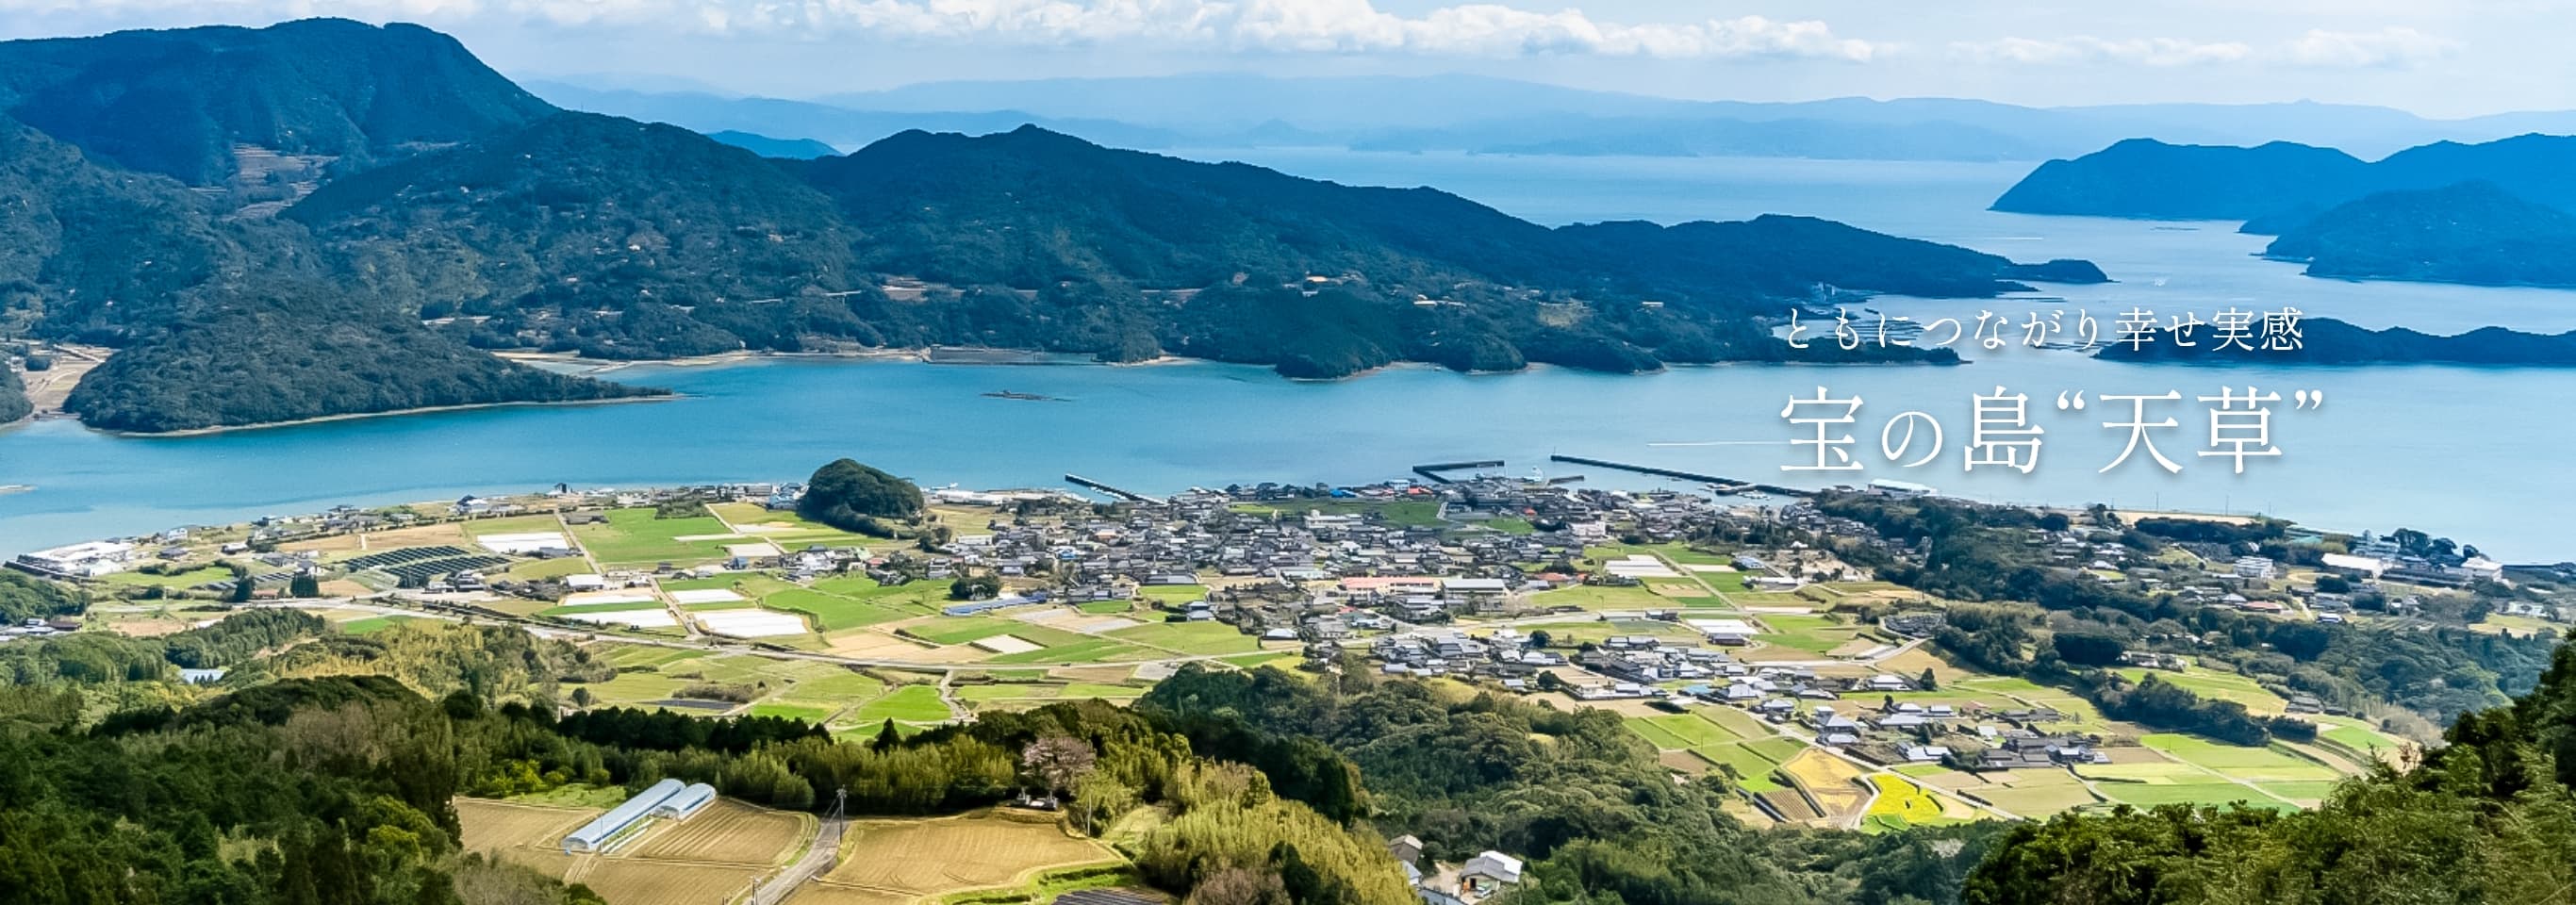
[1751,614,1878,656]
[461,797,806,905]
[796,811,1118,905]
[697,608,811,637]
[1956,770,2101,816]
[1626,711,1752,749]
[573,858,767,905]
[1864,774,1977,830]
[1780,749,1871,824]
[2116,666,2289,715]
[1104,621,1262,655]
[2140,734,2344,782]
[571,509,742,568]
[630,799,814,865]
[458,798,600,856]
[706,502,879,549]
[1525,583,1672,612]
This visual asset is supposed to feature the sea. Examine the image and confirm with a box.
[5,151,2572,560]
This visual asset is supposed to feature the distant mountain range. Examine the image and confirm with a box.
[0,19,2105,432]
[1993,134,2576,288]
[526,74,2576,163]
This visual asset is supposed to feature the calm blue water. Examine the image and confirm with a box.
[5,154,2571,559]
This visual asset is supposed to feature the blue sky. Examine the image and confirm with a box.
[0,1,2556,115]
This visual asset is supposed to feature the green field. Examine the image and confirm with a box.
[98,566,236,588]
[2139,734,2342,782]
[337,615,416,634]
[538,600,672,617]
[568,509,740,567]
[504,558,594,581]
[1230,498,1444,527]
[2116,666,2288,714]
[850,684,951,723]
[1105,621,1262,655]
[749,701,838,723]
[1526,583,1668,611]
[1628,713,1743,749]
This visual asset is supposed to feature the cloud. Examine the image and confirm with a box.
[0,0,1884,60]
[2284,26,2460,68]
[1952,26,2463,70]
[1948,36,2252,67]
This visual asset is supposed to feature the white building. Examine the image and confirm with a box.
[15,541,136,577]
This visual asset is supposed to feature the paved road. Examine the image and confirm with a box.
[749,816,845,905]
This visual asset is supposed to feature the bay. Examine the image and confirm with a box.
[4,152,2570,560]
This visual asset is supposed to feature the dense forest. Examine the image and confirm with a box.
[0,19,2107,431]
[61,279,666,432]
[799,458,926,534]
[0,359,25,421]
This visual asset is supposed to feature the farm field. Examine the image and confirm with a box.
[630,799,814,865]
[2139,734,2344,782]
[1779,749,1871,825]
[570,509,742,568]
[793,811,1119,905]
[850,684,952,724]
[1103,621,1261,655]
[1863,774,1975,831]
[2116,666,2289,715]
[1526,583,1671,611]
[458,796,807,905]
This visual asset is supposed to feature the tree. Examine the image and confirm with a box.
[569,687,593,708]
[1528,629,1554,649]
[1022,735,1098,796]
[1918,667,1940,691]
[289,573,322,598]
[871,718,900,751]
[227,568,255,603]
[799,459,924,534]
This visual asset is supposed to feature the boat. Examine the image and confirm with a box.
[0,485,30,495]
[980,390,1065,402]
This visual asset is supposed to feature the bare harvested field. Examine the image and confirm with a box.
[1780,750,1870,824]
[571,858,767,905]
[795,811,1116,905]
[458,798,599,854]
[459,796,808,905]
[631,799,812,865]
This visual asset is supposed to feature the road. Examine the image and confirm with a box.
[748,816,845,905]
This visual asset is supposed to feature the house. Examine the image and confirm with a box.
[1389,834,1424,866]
[2233,556,2277,580]
[1460,851,1525,897]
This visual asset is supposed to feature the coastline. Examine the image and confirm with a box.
[105,395,681,438]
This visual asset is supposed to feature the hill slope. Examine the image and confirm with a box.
[1994,133,2576,224]
[2264,181,2576,288]
[0,18,553,185]
[62,279,664,433]
[1990,139,2374,220]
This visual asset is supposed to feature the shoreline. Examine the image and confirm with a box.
[106,395,681,438]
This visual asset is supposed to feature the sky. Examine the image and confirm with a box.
[0,0,2562,116]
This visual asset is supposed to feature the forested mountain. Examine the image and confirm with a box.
[2263,181,2576,288]
[60,279,665,432]
[0,19,2105,430]
[1990,139,2376,220]
[0,120,237,342]
[0,18,552,184]
[706,130,838,159]
[1993,133,2576,224]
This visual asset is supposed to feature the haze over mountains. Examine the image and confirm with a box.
[1994,133,2576,288]
[528,73,2576,163]
[0,19,2105,433]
